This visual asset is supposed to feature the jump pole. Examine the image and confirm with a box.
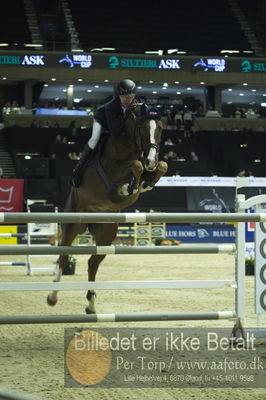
[1,212,266,223]
[0,279,234,291]
[0,311,236,325]
[0,244,235,255]
[0,389,47,400]
[0,233,26,238]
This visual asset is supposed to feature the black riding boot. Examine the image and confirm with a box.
[69,144,93,187]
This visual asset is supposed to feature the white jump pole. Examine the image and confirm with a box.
[0,311,236,325]
[1,212,266,224]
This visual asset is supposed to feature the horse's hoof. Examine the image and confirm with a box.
[139,181,153,193]
[47,294,57,306]
[85,306,96,314]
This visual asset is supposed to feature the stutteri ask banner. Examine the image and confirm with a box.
[0,179,24,212]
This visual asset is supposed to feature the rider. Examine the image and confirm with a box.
[70,79,144,187]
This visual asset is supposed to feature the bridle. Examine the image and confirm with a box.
[134,117,160,164]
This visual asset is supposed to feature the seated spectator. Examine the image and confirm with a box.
[41,120,51,128]
[176,154,186,161]
[2,102,11,115]
[190,151,199,161]
[52,120,61,128]
[195,106,205,117]
[234,107,245,118]
[54,134,62,144]
[30,119,39,128]
[163,151,177,161]
[164,137,175,146]
[172,170,181,177]
[237,169,246,177]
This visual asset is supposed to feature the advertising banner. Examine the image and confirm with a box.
[186,187,235,213]
[0,179,24,212]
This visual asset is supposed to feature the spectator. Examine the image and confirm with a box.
[163,150,177,161]
[0,166,3,178]
[52,120,61,128]
[234,107,245,118]
[183,107,194,137]
[54,134,62,144]
[190,151,199,161]
[173,170,181,177]
[174,111,183,131]
[164,137,175,146]
[237,169,246,177]
[30,119,39,128]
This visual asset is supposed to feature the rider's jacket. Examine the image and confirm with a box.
[94,96,144,137]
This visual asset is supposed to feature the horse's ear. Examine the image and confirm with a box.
[140,103,147,116]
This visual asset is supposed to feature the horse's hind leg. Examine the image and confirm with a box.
[85,223,118,314]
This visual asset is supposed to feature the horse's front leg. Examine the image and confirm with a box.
[47,221,86,306]
[139,161,168,192]
[118,160,144,196]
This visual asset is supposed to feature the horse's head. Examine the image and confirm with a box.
[125,103,163,172]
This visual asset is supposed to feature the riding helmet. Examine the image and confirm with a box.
[115,79,137,97]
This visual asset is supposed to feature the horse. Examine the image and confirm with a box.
[47,103,168,314]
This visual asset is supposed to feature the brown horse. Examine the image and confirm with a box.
[47,103,168,313]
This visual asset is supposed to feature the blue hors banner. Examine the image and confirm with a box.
[166,225,236,243]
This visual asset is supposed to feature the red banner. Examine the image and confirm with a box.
[0,179,24,212]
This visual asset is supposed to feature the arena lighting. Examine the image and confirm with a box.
[220,50,240,53]
[176,51,187,54]
[174,81,179,84]
[145,50,163,55]
[24,43,43,47]
[243,83,248,86]
[261,103,266,107]
[167,49,178,54]
[78,79,83,82]
[90,48,116,52]
[252,89,256,92]
[72,49,84,52]
[0,43,9,47]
